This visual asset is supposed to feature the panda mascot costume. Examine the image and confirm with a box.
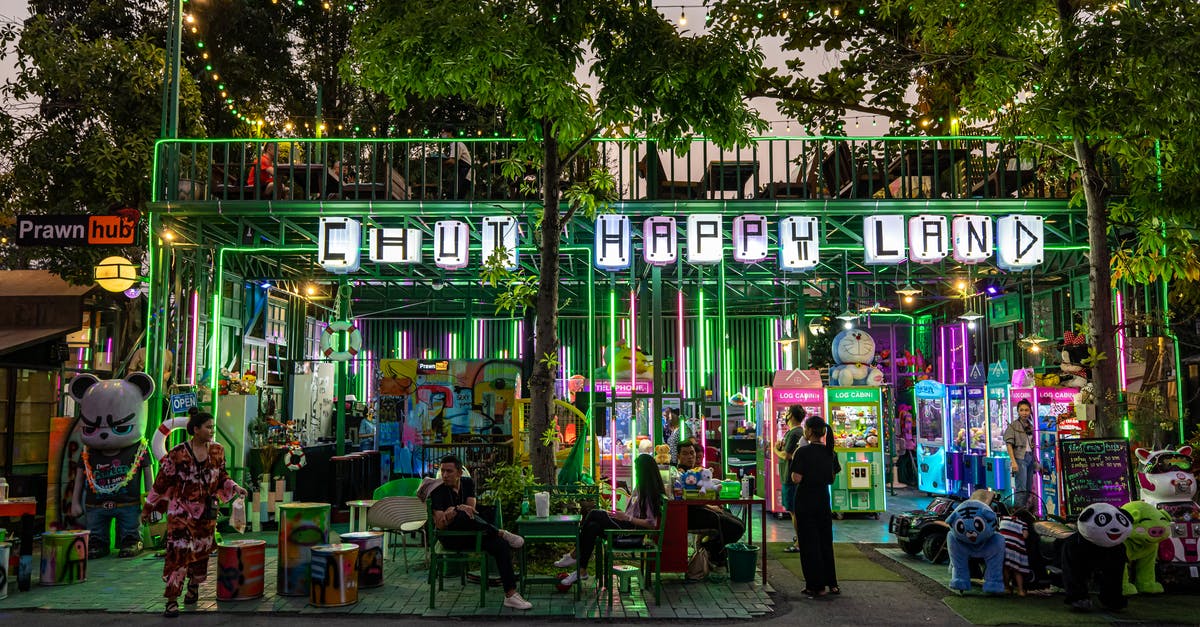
[946,499,1005,593]
[1062,502,1132,611]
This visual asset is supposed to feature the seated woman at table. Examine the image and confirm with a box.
[428,454,532,610]
[246,143,288,199]
[555,453,665,586]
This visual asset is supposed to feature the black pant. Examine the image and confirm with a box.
[577,509,636,570]
[439,520,518,593]
[794,509,837,592]
[687,506,746,563]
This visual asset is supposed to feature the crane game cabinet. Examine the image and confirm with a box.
[760,374,825,517]
[914,379,949,494]
[827,387,887,516]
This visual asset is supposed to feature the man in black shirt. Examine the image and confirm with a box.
[676,440,745,567]
[787,417,840,597]
[428,455,532,610]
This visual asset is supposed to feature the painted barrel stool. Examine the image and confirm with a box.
[0,542,10,599]
[276,502,330,596]
[39,530,89,586]
[340,531,385,588]
[216,539,267,600]
[308,543,359,607]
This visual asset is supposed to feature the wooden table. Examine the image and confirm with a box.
[0,497,37,591]
[515,514,581,597]
[702,160,759,199]
[346,499,377,533]
[663,497,768,585]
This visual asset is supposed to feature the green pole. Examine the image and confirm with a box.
[335,278,349,455]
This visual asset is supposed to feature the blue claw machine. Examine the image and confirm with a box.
[984,361,1012,492]
[914,379,949,494]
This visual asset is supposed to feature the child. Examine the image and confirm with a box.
[999,509,1032,595]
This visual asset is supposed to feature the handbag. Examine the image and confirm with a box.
[612,534,646,549]
[686,546,711,581]
[202,496,219,521]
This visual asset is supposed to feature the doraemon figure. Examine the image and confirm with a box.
[1062,503,1131,611]
[829,329,885,387]
[946,499,1005,593]
[1120,501,1171,595]
[66,373,155,559]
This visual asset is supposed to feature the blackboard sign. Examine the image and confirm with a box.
[1058,438,1135,517]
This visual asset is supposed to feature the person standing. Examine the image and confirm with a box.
[358,410,376,451]
[789,416,840,598]
[439,129,474,199]
[141,407,248,617]
[775,405,807,553]
[428,455,532,610]
[1003,400,1041,508]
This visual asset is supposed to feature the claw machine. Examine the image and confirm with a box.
[761,371,825,516]
[985,363,1013,492]
[827,387,886,515]
[914,379,949,494]
[946,383,988,496]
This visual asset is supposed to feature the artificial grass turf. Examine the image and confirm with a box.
[766,542,904,582]
[942,591,1200,626]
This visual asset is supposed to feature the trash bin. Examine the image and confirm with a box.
[725,542,759,583]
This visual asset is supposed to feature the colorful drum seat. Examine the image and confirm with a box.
[40,530,89,586]
[276,502,331,596]
[340,531,385,588]
[216,539,267,600]
[309,543,359,607]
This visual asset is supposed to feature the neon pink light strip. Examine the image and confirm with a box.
[1115,291,1128,388]
[630,290,637,392]
[364,350,373,406]
[959,322,968,385]
[188,291,199,385]
[677,290,686,394]
[105,337,113,367]
[939,325,947,382]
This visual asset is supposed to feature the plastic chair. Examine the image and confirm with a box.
[373,477,423,499]
[599,499,667,605]
[365,496,428,569]
[427,499,497,609]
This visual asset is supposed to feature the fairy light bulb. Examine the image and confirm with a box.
[904,295,914,304]
[679,11,686,25]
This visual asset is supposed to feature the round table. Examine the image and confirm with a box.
[346,499,377,533]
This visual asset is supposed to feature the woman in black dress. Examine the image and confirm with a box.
[788,416,841,597]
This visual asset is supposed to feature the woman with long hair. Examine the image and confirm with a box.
[141,407,247,617]
[556,453,665,585]
[789,416,841,598]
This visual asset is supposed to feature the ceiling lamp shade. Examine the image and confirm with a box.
[895,282,921,297]
[959,309,984,322]
[94,256,139,293]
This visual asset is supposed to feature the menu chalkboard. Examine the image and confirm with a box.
[1058,438,1135,518]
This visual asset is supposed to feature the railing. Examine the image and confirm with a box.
[155,136,1126,205]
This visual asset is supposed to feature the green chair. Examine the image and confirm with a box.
[599,499,667,606]
[373,477,422,499]
[426,500,500,609]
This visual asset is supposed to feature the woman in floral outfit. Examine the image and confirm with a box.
[141,407,247,617]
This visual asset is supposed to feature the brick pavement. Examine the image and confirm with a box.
[0,539,774,619]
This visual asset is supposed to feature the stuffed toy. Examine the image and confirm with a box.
[1058,331,1090,389]
[946,499,1005,593]
[1134,446,1200,568]
[698,468,721,494]
[1062,502,1132,611]
[1011,367,1035,388]
[611,340,653,379]
[66,373,155,559]
[828,329,885,387]
[243,370,258,395]
[654,444,671,466]
[1120,501,1171,595]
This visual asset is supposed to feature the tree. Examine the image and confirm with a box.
[345,1,766,483]
[719,0,1200,436]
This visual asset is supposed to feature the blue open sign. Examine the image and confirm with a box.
[170,392,198,414]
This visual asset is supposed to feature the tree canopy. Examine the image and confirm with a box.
[345,0,767,482]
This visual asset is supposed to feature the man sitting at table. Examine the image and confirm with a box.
[246,143,288,199]
[428,454,532,610]
[675,439,746,568]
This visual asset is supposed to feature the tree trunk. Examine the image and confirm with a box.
[528,127,561,484]
[1074,139,1118,437]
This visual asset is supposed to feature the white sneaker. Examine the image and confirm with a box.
[560,570,589,586]
[499,530,525,549]
[503,592,533,610]
[553,553,577,568]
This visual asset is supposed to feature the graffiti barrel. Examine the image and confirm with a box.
[276,502,330,596]
[216,539,267,600]
[340,531,384,588]
[309,543,359,607]
[39,530,89,586]
[0,542,9,599]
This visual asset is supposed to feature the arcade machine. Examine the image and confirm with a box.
[914,379,949,494]
[946,379,988,495]
[1032,386,1078,517]
[984,363,1013,493]
[760,373,825,516]
[827,387,887,516]
[945,385,969,497]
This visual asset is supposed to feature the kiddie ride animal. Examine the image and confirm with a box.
[1031,502,1134,611]
[828,329,885,387]
[66,373,156,559]
[1135,446,1200,588]
[946,498,1006,594]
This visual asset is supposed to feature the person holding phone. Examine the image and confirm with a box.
[554,453,665,586]
[1004,400,1041,508]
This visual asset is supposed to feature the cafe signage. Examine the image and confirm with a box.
[15,214,138,247]
[317,212,1044,275]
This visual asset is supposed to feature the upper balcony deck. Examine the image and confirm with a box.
[151,136,1111,211]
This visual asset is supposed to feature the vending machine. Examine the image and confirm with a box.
[827,387,887,515]
[914,379,949,494]
[761,377,825,516]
